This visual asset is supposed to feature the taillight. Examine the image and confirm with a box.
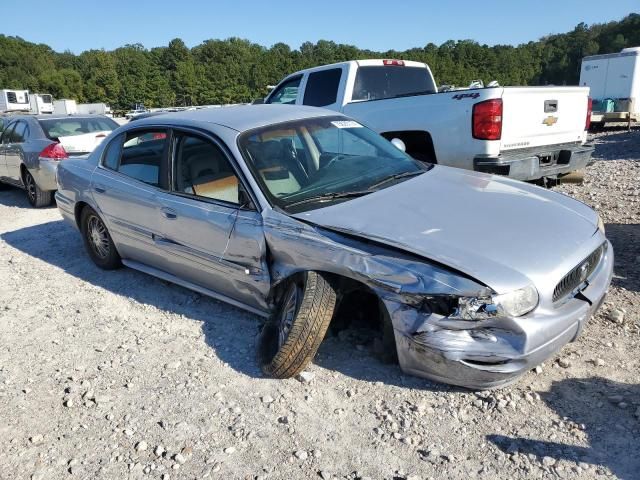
[40,142,69,160]
[472,99,503,140]
[585,97,593,130]
[383,59,405,66]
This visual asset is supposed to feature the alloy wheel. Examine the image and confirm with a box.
[24,172,36,204]
[87,215,110,259]
[278,283,301,348]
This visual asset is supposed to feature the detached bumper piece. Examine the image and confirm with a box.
[474,143,595,181]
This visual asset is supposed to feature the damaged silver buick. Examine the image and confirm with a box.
[55,105,613,389]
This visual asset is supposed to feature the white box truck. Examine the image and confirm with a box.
[580,47,640,128]
[53,99,78,115]
[76,103,112,116]
[29,93,54,114]
[0,89,31,113]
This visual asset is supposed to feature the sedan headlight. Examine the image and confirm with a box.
[453,285,539,320]
[597,215,605,234]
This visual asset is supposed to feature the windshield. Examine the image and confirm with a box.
[352,66,436,102]
[39,117,118,140]
[238,116,430,213]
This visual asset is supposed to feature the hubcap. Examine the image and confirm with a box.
[278,283,301,348]
[25,173,36,203]
[87,215,110,259]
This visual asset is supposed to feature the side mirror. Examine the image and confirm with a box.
[252,98,265,105]
[390,138,406,152]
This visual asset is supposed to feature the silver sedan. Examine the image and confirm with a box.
[55,105,613,389]
[0,115,118,207]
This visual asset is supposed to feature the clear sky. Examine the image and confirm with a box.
[2,0,637,53]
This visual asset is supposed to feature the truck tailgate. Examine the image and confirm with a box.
[500,87,589,151]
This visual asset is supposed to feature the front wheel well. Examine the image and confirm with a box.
[381,130,437,163]
[270,271,398,362]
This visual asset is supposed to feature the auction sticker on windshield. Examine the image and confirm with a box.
[331,120,362,129]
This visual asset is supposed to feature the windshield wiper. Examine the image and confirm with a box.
[368,170,424,190]
[284,190,374,209]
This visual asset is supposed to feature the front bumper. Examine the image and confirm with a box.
[474,143,594,181]
[29,159,59,191]
[388,240,613,390]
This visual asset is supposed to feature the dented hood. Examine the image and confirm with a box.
[292,166,599,294]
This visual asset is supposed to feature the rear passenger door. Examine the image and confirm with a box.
[91,129,171,269]
[155,129,270,310]
[0,123,16,179]
[5,121,28,182]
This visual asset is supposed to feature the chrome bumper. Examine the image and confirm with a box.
[474,143,594,182]
[390,240,613,390]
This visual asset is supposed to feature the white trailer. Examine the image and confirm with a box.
[580,47,640,128]
[53,99,78,115]
[29,93,54,114]
[0,89,31,113]
[76,103,112,116]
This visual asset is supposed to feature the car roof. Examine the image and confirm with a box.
[132,104,339,132]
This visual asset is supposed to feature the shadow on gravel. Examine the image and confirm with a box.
[1,219,448,391]
[605,223,640,292]
[592,129,640,162]
[487,377,639,479]
[0,186,33,208]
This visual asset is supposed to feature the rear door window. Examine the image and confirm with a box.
[11,121,28,143]
[303,68,342,107]
[1,123,16,144]
[266,76,302,105]
[116,130,169,187]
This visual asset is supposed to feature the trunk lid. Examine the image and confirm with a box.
[500,87,589,151]
[58,130,112,155]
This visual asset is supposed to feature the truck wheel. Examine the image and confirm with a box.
[23,170,52,208]
[260,272,337,378]
[80,206,122,270]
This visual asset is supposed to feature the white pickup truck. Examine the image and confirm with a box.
[264,59,594,182]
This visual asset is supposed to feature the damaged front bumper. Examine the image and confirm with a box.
[385,241,613,390]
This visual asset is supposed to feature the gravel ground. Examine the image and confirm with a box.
[0,127,638,480]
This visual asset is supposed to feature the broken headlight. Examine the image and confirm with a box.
[453,285,539,320]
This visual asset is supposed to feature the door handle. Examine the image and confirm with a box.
[93,185,106,193]
[160,207,177,219]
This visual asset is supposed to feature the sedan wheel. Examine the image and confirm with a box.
[81,207,121,270]
[23,170,52,208]
[260,271,337,378]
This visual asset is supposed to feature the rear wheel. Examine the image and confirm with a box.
[80,207,121,270]
[260,272,337,378]
[23,169,52,208]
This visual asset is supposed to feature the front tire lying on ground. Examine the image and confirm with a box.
[260,271,337,378]
[23,169,52,208]
[80,206,122,270]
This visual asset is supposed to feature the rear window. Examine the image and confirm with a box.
[351,66,436,102]
[38,117,118,140]
[41,95,53,103]
[303,68,342,107]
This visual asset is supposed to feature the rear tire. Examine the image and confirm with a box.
[80,206,122,270]
[23,169,52,208]
[260,272,337,378]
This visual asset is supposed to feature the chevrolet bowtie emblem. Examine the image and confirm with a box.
[542,115,558,126]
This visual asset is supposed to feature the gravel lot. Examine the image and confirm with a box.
[0,127,638,480]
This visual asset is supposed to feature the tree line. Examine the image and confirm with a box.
[0,13,638,110]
